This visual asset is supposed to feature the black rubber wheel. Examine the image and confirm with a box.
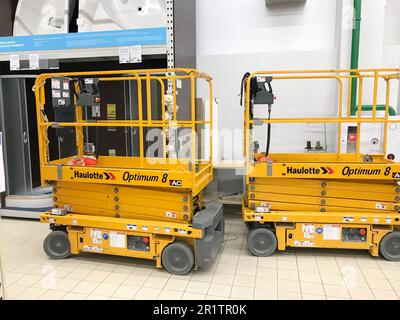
[380,231,400,261]
[43,230,71,260]
[162,241,194,275]
[247,228,277,257]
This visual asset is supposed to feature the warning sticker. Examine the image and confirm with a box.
[302,224,315,239]
[323,225,341,241]
[165,211,177,219]
[92,238,102,245]
[110,232,125,248]
[90,229,102,240]
[376,203,387,210]
[294,240,315,247]
[83,245,103,253]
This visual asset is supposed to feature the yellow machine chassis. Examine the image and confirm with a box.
[243,68,400,258]
[35,68,224,273]
[40,212,203,268]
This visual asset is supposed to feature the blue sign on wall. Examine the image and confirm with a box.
[0,27,167,53]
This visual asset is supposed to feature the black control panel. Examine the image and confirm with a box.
[127,235,150,252]
[342,228,367,242]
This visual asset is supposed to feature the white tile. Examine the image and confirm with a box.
[361,268,386,279]
[64,269,92,280]
[299,271,321,283]
[348,287,374,300]
[85,270,111,282]
[13,263,41,274]
[389,279,400,291]
[230,286,254,299]
[38,290,66,300]
[5,272,25,285]
[52,279,80,292]
[17,287,47,300]
[158,290,184,300]
[277,261,298,271]
[318,263,341,275]
[277,291,302,300]
[4,285,28,299]
[372,289,399,300]
[256,267,278,279]
[164,279,189,292]
[112,285,140,299]
[320,274,345,286]
[91,283,119,297]
[236,264,257,276]
[181,292,206,300]
[366,278,392,290]
[323,284,350,299]
[212,273,234,285]
[278,279,301,293]
[302,294,326,300]
[207,283,232,298]
[86,295,109,300]
[254,288,277,300]
[297,262,319,273]
[255,276,278,290]
[186,281,210,295]
[70,280,99,295]
[143,276,169,289]
[233,274,255,287]
[124,274,150,287]
[215,263,237,275]
[62,292,88,300]
[134,287,162,300]
[14,274,42,287]
[205,295,229,300]
[300,282,325,295]
[103,272,129,285]
[278,269,299,281]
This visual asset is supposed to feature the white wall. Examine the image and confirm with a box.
[197,0,338,160]
[196,0,400,160]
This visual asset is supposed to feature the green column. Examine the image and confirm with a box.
[350,0,362,116]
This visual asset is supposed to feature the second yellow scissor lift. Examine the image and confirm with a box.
[242,68,400,260]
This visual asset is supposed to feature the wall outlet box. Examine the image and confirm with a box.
[266,0,306,5]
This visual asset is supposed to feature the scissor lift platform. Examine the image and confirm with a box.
[242,68,400,260]
[36,69,224,274]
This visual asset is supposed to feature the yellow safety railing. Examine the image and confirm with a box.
[35,68,213,184]
[244,68,400,166]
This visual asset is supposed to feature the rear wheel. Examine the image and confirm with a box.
[162,241,194,275]
[380,231,400,261]
[248,228,277,257]
[43,230,71,260]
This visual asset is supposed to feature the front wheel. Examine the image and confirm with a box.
[162,241,194,275]
[247,228,277,257]
[380,231,400,261]
[43,230,71,260]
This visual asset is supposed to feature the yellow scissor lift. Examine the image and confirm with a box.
[36,68,224,275]
[242,68,400,260]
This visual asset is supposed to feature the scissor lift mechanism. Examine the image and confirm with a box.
[36,68,223,275]
[243,68,400,260]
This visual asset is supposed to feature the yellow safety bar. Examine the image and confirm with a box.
[244,68,400,167]
[35,68,214,187]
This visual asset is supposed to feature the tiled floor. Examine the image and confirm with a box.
[1,217,400,300]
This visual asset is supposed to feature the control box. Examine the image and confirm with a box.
[127,235,150,252]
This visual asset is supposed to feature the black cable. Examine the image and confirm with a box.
[266,105,272,157]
